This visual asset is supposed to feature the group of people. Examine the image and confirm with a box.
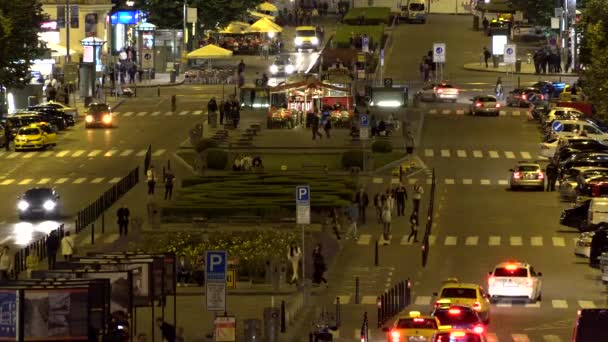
[419,50,438,82]
[285,241,329,287]
[370,183,424,243]
[533,47,571,74]
[208,95,241,128]
[146,165,176,200]
[232,154,264,171]
[276,5,327,27]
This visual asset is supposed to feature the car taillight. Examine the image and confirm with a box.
[391,330,401,342]
[473,325,485,335]
[473,301,481,311]
[488,276,495,286]
[434,300,440,308]
[448,308,461,315]
[505,263,518,271]
[538,172,544,179]
[437,88,444,93]
[495,103,501,108]
[475,102,482,107]
[513,172,521,179]
[522,94,527,100]
[525,278,534,287]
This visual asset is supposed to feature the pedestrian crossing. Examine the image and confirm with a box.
[338,329,570,342]
[114,110,204,117]
[0,176,125,186]
[422,148,538,160]
[0,148,165,160]
[356,234,576,248]
[427,108,525,116]
[373,176,536,186]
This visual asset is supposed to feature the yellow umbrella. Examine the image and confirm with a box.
[218,21,250,34]
[248,10,275,21]
[186,44,233,59]
[257,2,278,12]
[247,17,282,33]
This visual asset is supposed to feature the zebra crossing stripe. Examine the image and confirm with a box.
[463,179,472,184]
[498,180,508,185]
[373,177,383,184]
[136,149,148,157]
[357,234,372,245]
[37,178,51,185]
[505,151,515,159]
[485,333,498,342]
[88,150,102,157]
[6,152,19,159]
[72,150,86,157]
[429,109,438,114]
[512,334,530,342]
[0,179,14,185]
[444,178,455,185]
[455,109,465,115]
[18,179,33,185]
[578,300,596,308]
[457,150,467,158]
[530,236,543,246]
[441,109,451,115]
[391,178,400,184]
[525,301,541,308]
[542,335,562,342]
[104,150,118,157]
[552,237,565,247]
[489,236,501,246]
[165,112,173,116]
[56,150,70,157]
[179,111,189,116]
[480,179,491,185]
[151,111,161,116]
[499,111,507,116]
[123,112,134,117]
[91,177,105,184]
[408,178,417,185]
[361,296,377,304]
[40,151,54,157]
[120,149,134,156]
[465,236,478,246]
[512,111,521,116]
[136,112,147,116]
[489,151,499,158]
[473,150,483,158]
[153,149,166,157]
[510,236,523,246]
[444,236,457,246]
[193,110,203,115]
[424,149,434,157]
[414,296,431,305]
[497,302,511,307]
[552,300,568,309]
[73,177,87,184]
[23,152,36,159]
[521,151,532,159]
[440,149,450,157]
[334,295,351,304]
[109,177,121,184]
[54,178,68,184]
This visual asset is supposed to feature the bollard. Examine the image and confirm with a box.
[171,95,176,112]
[377,296,382,327]
[406,278,412,306]
[280,300,286,332]
[381,293,386,324]
[134,86,137,97]
[157,86,160,97]
[101,213,105,233]
[390,287,395,316]
[374,240,379,266]
[517,76,521,88]
[355,277,360,304]
[336,296,341,327]
[91,223,95,245]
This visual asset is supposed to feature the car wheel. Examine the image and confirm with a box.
[510,185,518,191]
[537,292,542,301]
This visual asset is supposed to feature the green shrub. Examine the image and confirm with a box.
[206,148,228,170]
[372,140,393,153]
[343,7,391,25]
[333,25,384,49]
[342,150,367,169]
[194,138,218,153]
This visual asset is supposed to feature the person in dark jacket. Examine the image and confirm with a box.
[395,184,408,216]
[117,205,130,236]
[311,113,322,140]
[545,163,558,191]
[312,244,327,286]
[207,97,218,115]
[164,170,175,200]
[219,100,226,125]
[156,318,176,342]
[231,97,241,128]
[46,230,59,269]
[355,188,369,224]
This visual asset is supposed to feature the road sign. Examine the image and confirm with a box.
[433,43,446,63]
[206,250,227,311]
[296,185,310,225]
[552,121,564,132]
[142,49,154,69]
[360,114,369,128]
[214,316,236,342]
[360,127,369,140]
[504,44,516,64]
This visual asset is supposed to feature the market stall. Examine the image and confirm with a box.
[322,71,355,128]
[185,44,236,84]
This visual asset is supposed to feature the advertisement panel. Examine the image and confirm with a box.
[0,291,17,341]
[23,289,88,341]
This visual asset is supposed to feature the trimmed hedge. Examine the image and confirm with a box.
[343,7,391,25]
[372,140,393,153]
[341,150,370,169]
[194,138,218,153]
[333,25,384,49]
[206,148,228,170]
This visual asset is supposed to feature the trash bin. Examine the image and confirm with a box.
[515,59,522,72]
[492,55,499,68]
[263,307,280,342]
[170,70,176,83]
[244,319,262,342]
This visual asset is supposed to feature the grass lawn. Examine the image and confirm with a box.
[177,150,196,168]
[374,152,405,170]
[334,25,384,48]
[343,7,391,25]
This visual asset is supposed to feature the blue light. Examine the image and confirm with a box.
[110,10,140,25]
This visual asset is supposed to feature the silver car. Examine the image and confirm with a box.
[417,83,459,102]
[509,162,545,191]
[559,167,608,202]
[469,95,500,116]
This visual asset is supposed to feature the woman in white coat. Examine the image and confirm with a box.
[61,231,75,261]
[287,242,302,284]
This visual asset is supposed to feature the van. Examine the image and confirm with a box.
[401,0,426,23]
[551,119,608,144]
[572,309,608,342]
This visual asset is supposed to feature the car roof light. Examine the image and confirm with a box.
[413,318,425,322]
[409,311,421,317]
[505,263,518,271]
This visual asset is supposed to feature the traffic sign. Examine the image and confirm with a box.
[296,185,310,224]
[552,121,564,132]
[206,251,227,281]
[360,114,369,128]
[504,44,516,64]
[432,43,446,63]
[206,250,227,311]
[359,127,369,140]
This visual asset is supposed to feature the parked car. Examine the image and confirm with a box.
[36,101,79,119]
[559,167,608,202]
[550,119,608,143]
[572,309,608,342]
[560,198,608,232]
[553,142,608,167]
[560,153,608,175]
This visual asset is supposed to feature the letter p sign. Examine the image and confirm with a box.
[205,251,227,281]
[296,185,310,205]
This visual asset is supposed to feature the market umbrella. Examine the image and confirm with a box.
[218,21,251,34]
[247,17,282,33]
[257,2,278,12]
[248,10,276,21]
[186,44,233,59]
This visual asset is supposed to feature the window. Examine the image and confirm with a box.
[493,267,528,277]
[562,124,578,133]
[434,309,480,325]
[396,318,437,329]
[409,3,425,11]
[584,126,601,135]
[440,288,477,299]
[18,128,40,136]
[517,166,539,172]
[56,6,78,28]
[296,30,316,37]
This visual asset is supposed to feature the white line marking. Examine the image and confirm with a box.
[136,112,147,116]
[334,295,351,304]
[521,151,532,159]
[22,152,36,159]
[457,150,467,158]
[485,333,498,342]
[512,111,521,116]
[489,236,501,246]
[104,150,118,157]
[0,179,14,185]
[91,177,105,184]
[40,151,54,157]
[542,335,562,342]
[120,149,134,156]
[54,178,69,184]
[429,109,438,114]
[489,151,499,158]
[372,177,383,184]
[122,112,134,117]
[6,152,19,159]
[499,111,507,116]
[497,302,511,307]
[193,110,203,115]
[88,150,102,157]
[552,299,568,309]
[505,151,516,159]
[408,178,418,185]
[444,236,457,246]
[578,300,596,309]
[440,149,451,157]
[18,179,33,185]
[71,150,86,157]
[455,109,465,115]
[391,178,400,184]
[109,177,121,184]
[357,234,372,245]
[179,111,189,116]
[511,334,530,342]
[498,179,509,185]
[152,149,166,157]
[530,236,543,246]
[525,301,541,308]
[465,236,478,246]
[37,178,51,185]
[510,236,523,246]
[441,109,451,115]
[165,112,173,116]
[424,149,434,157]
[136,149,148,157]
[480,179,491,185]
[56,150,70,157]
[473,150,483,158]
[463,179,473,184]
[552,237,565,247]
[444,178,455,185]
[73,177,87,184]
[151,111,161,116]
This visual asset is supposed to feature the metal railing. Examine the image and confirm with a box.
[14,224,65,275]
[377,279,411,327]
[422,169,436,267]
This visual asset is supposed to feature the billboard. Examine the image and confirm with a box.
[23,289,88,340]
[0,291,17,341]
[110,11,140,25]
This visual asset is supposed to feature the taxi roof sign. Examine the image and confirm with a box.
[408,311,421,317]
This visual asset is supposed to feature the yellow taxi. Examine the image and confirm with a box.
[433,278,491,323]
[383,311,441,342]
[294,26,319,51]
[14,123,57,151]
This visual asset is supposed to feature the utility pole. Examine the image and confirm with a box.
[183,1,187,61]
[66,0,71,62]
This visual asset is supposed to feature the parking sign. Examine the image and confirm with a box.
[433,43,446,63]
[296,185,310,224]
[504,44,516,64]
[206,250,227,311]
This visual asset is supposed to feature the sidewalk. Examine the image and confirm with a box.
[463,61,576,76]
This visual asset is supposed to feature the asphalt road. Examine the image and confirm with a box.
[324,15,601,342]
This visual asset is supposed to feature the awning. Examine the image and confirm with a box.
[257,2,278,12]
[186,44,233,59]
[270,79,350,93]
[248,10,275,21]
[48,43,77,57]
[218,21,251,34]
[247,17,282,33]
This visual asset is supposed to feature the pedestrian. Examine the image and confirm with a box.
[46,230,59,270]
[231,96,241,128]
[207,97,218,117]
[407,213,419,243]
[4,123,11,151]
[412,182,424,213]
[287,242,302,284]
[345,200,359,240]
[546,162,558,191]
[250,88,256,107]
[373,193,382,223]
[176,255,192,287]
[156,318,176,342]
[385,188,395,213]
[61,231,75,261]
[395,183,408,216]
[323,117,332,138]
[330,208,341,240]
[355,188,369,224]
[221,99,230,125]
[311,112,323,140]
[312,244,327,286]
[381,202,392,242]
[164,169,175,200]
[26,249,40,278]
[482,17,489,31]
[237,59,246,75]
[117,205,130,236]
[171,94,177,112]
[495,77,503,99]
[0,246,12,280]
[146,165,156,195]
[483,47,491,68]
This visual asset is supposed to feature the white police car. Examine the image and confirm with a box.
[487,262,542,303]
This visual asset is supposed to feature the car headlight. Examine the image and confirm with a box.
[270,65,279,74]
[311,37,319,45]
[43,200,56,211]
[102,114,112,124]
[294,37,303,45]
[18,200,29,211]
[86,115,93,123]
[285,65,295,74]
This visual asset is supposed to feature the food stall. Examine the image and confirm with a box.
[185,44,236,84]
[266,78,353,129]
[322,70,354,128]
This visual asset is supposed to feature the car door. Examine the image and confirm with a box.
[561,200,591,228]
[39,125,56,145]
[529,267,541,297]
[421,85,435,100]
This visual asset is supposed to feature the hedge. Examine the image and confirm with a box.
[372,140,393,153]
[341,150,370,169]
[343,7,391,25]
[206,148,228,170]
[333,25,385,49]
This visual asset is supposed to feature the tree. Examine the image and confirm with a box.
[512,0,554,26]
[0,1,47,89]
[579,0,608,115]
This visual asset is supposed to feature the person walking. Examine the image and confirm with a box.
[221,99,230,125]
[395,184,408,216]
[61,231,75,261]
[156,318,176,342]
[355,188,369,224]
[407,213,419,243]
[231,97,241,128]
[345,200,359,240]
[0,246,12,280]
[482,17,489,32]
[146,165,156,195]
[311,112,322,140]
[164,170,175,200]
[381,202,392,243]
[323,117,332,138]
[495,77,504,100]
[373,193,382,223]
[312,244,327,286]
[330,208,341,240]
[117,205,130,236]
[546,162,558,191]
[26,249,40,278]
[237,59,246,76]
[4,123,11,152]
[287,242,302,284]
[46,231,59,270]
[207,97,218,119]
[483,47,491,68]
[177,255,192,287]
[412,182,424,213]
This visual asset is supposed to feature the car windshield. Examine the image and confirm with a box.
[275,58,291,65]
[477,97,495,102]
[18,128,40,135]
[493,267,528,277]
[296,30,316,37]
[434,308,480,325]
[409,3,424,11]
[88,104,109,114]
[24,188,52,199]
[396,318,437,329]
[517,166,539,172]
[438,84,454,88]
[440,288,477,299]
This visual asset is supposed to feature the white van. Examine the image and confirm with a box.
[588,198,608,229]
[401,0,426,23]
[550,119,608,144]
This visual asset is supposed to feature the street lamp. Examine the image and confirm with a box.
[80,37,106,104]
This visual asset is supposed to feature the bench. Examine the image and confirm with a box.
[228,215,262,225]
[301,163,327,172]
[192,217,208,228]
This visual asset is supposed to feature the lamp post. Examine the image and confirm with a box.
[80,37,106,104]
[136,22,157,82]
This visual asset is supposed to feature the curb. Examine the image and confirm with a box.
[110,99,125,112]
[131,79,186,88]
[462,65,577,77]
